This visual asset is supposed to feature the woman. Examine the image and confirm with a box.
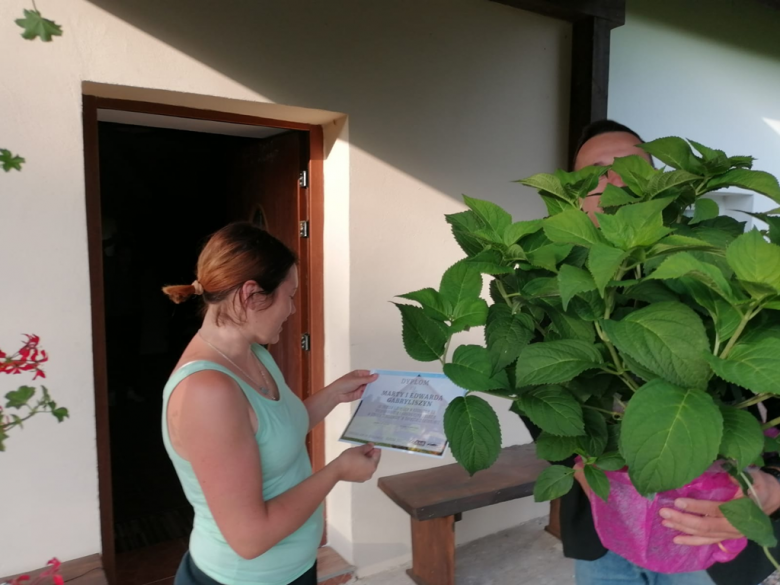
[161,222,381,585]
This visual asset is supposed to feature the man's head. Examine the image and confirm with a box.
[573,120,653,217]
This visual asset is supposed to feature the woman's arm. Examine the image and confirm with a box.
[304,370,377,430]
[178,371,380,559]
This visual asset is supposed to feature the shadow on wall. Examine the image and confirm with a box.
[628,0,780,61]
[85,0,570,215]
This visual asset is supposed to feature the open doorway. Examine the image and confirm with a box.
[83,97,326,585]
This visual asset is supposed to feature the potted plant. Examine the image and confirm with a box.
[394,137,780,571]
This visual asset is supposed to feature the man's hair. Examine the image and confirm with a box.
[572,119,646,169]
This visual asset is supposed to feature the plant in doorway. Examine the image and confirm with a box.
[1,334,69,451]
[394,137,780,571]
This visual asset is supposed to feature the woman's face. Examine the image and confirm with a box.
[243,266,298,345]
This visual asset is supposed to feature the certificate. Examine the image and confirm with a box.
[339,370,467,457]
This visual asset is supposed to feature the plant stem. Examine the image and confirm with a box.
[496,280,519,313]
[764,547,780,572]
[31,0,40,12]
[583,404,622,418]
[735,393,773,410]
[439,336,453,367]
[763,416,780,431]
[719,306,761,360]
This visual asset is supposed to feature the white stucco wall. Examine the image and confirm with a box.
[610,0,780,218]
[0,0,569,576]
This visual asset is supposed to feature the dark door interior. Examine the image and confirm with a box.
[97,121,308,581]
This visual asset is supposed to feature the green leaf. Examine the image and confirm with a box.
[504,220,543,246]
[599,185,637,208]
[640,137,705,174]
[464,195,513,242]
[706,338,780,396]
[0,149,26,172]
[516,386,585,437]
[558,265,597,311]
[719,498,778,548]
[596,198,674,251]
[610,155,656,196]
[540,193,568,216]
[587,244,627,296]
[533,465,575,502]
[394,304,449,362]
[15,9,63,42]
[576,408,609,457]
[708,169,780,205]
[446,211,487,256]
[516,339,603,386]
[596,452,626,471]
[688,139,723,162]
[570,290,606,321]
[450,299,489,333]
[546,307,596,342]
[440,261,483,311]
[444,345,509,391]
[645,170,701,198]
[729,155,755,169]
[648,252,734,301]
[463,250,514,275]
[648,234,718,256]
[536,432,578,461]
[444,395,502,475]
[690,199,720,225]
[601,301,711,389]
[727,230,780,292]
[5,386,36,409]
[0,426,7,451]
[485,304,534,373]
[620,379,723,495]
[584,465,610,502]
[398,288,451,321]
[543,208,605,248]
[516,173,569,202]
[526,244,573,273]
[622,281,679,304]
[51,407,69,422]
[718,406,764,470]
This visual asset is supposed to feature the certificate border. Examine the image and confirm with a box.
[338,369,461,458]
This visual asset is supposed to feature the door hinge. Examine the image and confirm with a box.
[299,220,310,238]
[301,333,311,351]
[299,170,309,188]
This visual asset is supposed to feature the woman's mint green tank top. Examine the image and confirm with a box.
[161,344,323,585]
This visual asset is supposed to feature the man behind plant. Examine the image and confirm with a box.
[545,119,780,585]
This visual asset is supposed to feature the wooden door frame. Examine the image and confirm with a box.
[82,95,326,585]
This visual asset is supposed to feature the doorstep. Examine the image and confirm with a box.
[317,546,355,585]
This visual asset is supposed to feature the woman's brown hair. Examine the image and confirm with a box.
[162,222,297,324]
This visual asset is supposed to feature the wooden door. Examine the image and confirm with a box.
[227,131,311,401]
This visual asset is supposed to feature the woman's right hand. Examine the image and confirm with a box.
[334,443,382,483]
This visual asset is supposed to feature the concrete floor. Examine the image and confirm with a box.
[356,517,575,585]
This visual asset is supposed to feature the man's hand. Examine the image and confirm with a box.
[659,468,780,546]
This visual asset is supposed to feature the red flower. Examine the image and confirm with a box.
[0,335,48,380]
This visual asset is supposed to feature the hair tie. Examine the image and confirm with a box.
[191,280,204,296]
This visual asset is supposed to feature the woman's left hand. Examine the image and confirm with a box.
[326,370,378,404]
[659,468,780,546]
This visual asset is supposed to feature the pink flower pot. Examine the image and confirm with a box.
[590,465,747,574]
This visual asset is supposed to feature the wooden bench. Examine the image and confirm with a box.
[377,444,552,585]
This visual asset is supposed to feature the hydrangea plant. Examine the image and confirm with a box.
[395,137,780,551]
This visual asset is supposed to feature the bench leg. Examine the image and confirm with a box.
[545,498,562,539]
[406,515,455,585]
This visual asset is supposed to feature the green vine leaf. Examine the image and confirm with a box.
[718,406,764,470]
[584,464,610,502]
[444,345,509,391]
[16,9,63,42]
[1,149,26,172]
[5,386,36,409]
